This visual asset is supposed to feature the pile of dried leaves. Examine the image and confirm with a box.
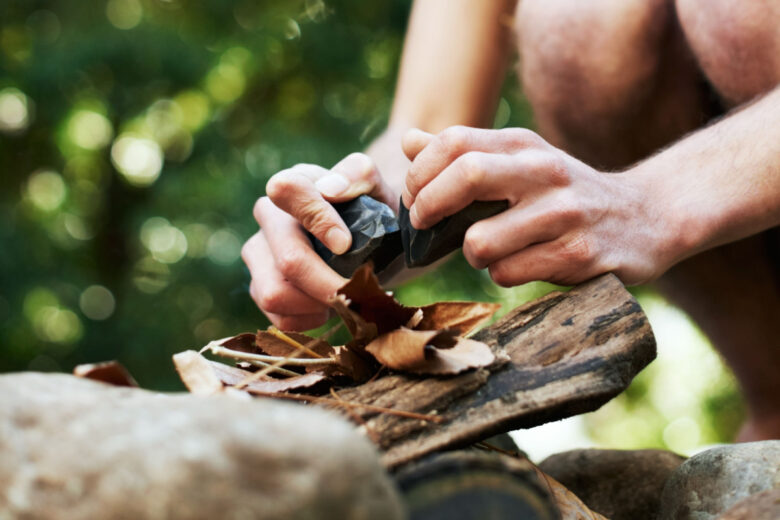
[172,264,502,400]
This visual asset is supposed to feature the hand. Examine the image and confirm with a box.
[401,126,673,286]
[242,153,399,330]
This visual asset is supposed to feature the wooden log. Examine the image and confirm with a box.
[337,273,656,468]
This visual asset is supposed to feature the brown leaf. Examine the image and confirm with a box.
[255,330,333,358]
[329,293,378,343]
[210,361,328,395]
[214,333,256,352]
[531,466,609,520]
[331,344,379,383]
[173,350,328,395]
[416,301,501,336]
[336,263,417,336]
[173,350,224,395]
[364,328,495,375]
[73,360,139,387]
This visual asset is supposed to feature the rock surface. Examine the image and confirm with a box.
[658,441,780,520]
[0,372,404,520]
[714,488,780,520]
[538,448,685,520]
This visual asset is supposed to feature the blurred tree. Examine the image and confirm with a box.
[0,0,741,450]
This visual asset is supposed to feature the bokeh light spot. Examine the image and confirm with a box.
[106,0,143,30]
[205,63,246,104]
[80,285,116,320]
[140,217,188,264]
[206,229,242,265]
[26,170,67,212]
[0,88,31,133]
[68,109,114,150]
[111,134,163,187]
[174,90,211,131]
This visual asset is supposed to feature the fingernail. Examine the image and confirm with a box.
[326,228,351,254]
[410,204,422,229]
[315,174,350,198]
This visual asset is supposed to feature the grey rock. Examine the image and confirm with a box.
[714,488,780,520]
[538,448,685,520]
[658,441,780,520]
[0,372,404,520]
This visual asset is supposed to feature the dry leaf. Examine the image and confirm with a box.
[532,466,608,520]
[331,344,379,382]
[173,350,224,395]
[416,301,501,336]
[364,328,495,375]
[329,293,378,343]
[210,361,327,395]
[174,350,327,395]
[336,263,416,335]
[255,330,333,358]
[73,360,139,387]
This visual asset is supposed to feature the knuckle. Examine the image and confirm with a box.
[560,233,593,265]
[552,195,585,225]
[438,126,471,153]
[258,286,286,314]
[510,128,541,147]
[296,200,331,235]
[276,248,306,280]
[488,262,515,288]
[458,152,487,188]
[464,227,492,266]
[543,155,572,187]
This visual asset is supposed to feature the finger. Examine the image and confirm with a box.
[410,148,568,229]
[401,128,435,162]
[487,234,596,287]
[322,153,391,202]
[256,199,347,303]
[243,233,330,315]
[463,198,575,269]
[264,168,353,254]
[409,151,513,229]
[265,310,331,332]
[404,126,543,207]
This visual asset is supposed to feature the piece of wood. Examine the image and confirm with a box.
[336,273,656,468]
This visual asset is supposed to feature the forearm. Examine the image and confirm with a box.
[631,85,780,267]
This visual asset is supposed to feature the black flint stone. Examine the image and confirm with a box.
[398,199,508,268]
[310,195,509,276]
[308,195,403,278]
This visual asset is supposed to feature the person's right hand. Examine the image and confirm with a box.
[242,153,399,331]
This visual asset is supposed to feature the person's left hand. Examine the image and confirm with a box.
[401,126,676,286]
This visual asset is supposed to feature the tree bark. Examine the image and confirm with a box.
[337,273,657,468]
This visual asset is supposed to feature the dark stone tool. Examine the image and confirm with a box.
[310,195,508,276]
[308,195,403,278]
[398,199,508,268]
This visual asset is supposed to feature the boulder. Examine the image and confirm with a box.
[658,441,780,520]
[538,448,685,520]
[0,372,404,520]
[714,488,780,520]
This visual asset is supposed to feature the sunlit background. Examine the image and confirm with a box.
[0,0,743,458]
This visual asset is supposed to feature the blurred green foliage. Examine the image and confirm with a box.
[0,0,741,449]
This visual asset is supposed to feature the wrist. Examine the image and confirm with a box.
[625,163,708,275]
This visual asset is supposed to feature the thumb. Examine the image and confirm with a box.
[401,128,435,161]
[315,153,380,203]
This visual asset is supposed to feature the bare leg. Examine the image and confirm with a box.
[517,0,780,440]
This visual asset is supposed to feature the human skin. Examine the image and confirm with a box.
[242,0,780,437]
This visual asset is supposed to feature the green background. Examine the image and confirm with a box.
[0,0,743,454]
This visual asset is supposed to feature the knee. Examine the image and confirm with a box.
[517,0,672,123]
[676,0,780,105]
